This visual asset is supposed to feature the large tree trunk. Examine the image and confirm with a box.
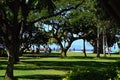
[5,49,14,79]
[4,27,20,79]
[14,46,20,64]
[58,39,73,58]
[97,33,103,57]
[5,44,16,79]
[5,42,20,79]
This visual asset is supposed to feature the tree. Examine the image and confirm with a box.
[43,0,100,58]
[44,20,81,57]
[44,7,97,58]
[0,0,56,78]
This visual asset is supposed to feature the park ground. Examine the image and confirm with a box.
[0,52,120,80]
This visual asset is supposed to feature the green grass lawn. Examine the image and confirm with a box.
[0,52,120,80]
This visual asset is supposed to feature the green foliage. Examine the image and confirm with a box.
[68,0,97,37]
[48,38,58,44]
[0,49,7,57]
[32,31,50,45]
[63,67,118,80]
[54,0,82,8]
[0,52,7,57]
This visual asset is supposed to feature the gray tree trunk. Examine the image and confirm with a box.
[97,27,100,58]
[103,28,107,57]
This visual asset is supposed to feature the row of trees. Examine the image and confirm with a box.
[33,0,120,58]
[0,0,120,79]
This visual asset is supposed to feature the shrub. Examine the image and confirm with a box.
[0,49,7,57]
[63,67,118,80]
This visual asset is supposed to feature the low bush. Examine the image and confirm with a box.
[63,67,118,80]
[0,49,7,57]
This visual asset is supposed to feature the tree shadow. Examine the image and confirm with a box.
[0,61,7,70]
[66,56,95,59]
[17,60,118,71]
[66,55,120,62]
[100,56,120,61]
[22,53,61,58]
[16,74,63,80]
[13,61,120,80]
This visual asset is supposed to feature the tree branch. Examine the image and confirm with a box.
[29,0,84,25]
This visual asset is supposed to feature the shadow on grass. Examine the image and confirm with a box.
[12,60,118,71]
[22,53,61,58]
[100,56,120,61]
[1,56,119,71]
[66,54,120,60]
[0,61,7,70]
[66,56,95,59]
[16,74,63,80]
[0,74,64,80]
[0,61,7,65]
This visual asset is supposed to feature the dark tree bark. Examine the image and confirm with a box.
[60,42,71,58]
[99,39,103,53]
[61,49,67,58]
[83,38,87,57]
[5,49,14,79]
[93,41,97,53]
[5,45,20,79]
[4,28,20,78]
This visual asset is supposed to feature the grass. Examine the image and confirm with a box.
[0,52,120,80]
